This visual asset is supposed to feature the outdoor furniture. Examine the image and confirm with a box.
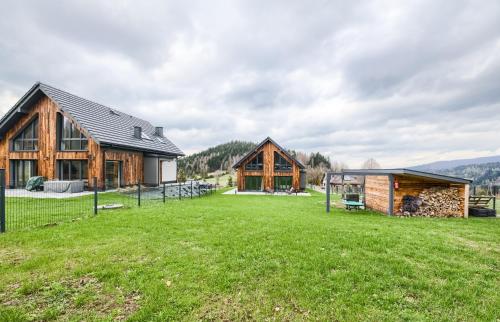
[44,180,85,193]
[264,187,274,194]
[469,195,496,217]
[25,176,44,191]
[342,193,364,210]
[342,200,365,210]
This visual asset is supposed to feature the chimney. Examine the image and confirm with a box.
[155,126,164,137]
[134,126,142,139]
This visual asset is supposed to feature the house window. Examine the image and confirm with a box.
[245,152,264,171]
[12,117,38,151]
[245,176,262,191]
[11,160,37,188]
[57,113,88,151]
[274,152,292,171]
[274,176,292,191]
[58,160,88,180]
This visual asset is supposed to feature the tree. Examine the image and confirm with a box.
[296,151,310,166]
[331,160,349,172]
[227,176,233,187]
[308,152,331,169]
[177,168,187,183]
[362,158,381,169]
[306,165,327,186]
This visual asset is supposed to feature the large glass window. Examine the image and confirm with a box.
[245,152,263,171]
[11,160,37,188]
[57,113,88,150]
[58,160,88,180]
[12,117,38,151]
[244,176,262,191]
[274,176,292,191]
[274,152,292,171]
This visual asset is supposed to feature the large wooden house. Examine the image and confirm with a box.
[232,137,306,192]
[0,82,184,190]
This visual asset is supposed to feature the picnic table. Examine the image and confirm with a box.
[342,200,364,210]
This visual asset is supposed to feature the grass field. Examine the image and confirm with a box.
[0,190,499,321]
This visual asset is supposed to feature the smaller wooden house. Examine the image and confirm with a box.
[232,137,306,192]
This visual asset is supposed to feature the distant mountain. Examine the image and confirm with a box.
[434,162,500,186]
[411,155,500,172]
[178,141,256,176]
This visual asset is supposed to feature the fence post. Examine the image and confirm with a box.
[178,182,181,200]
[190,181,193,199]
[93,177,98,215]
[493,186,496,211]
[163,182,166,203]
[326,172,331,213]
[138,182,141,207]
[198,182,201,198]
[0,169,5,233]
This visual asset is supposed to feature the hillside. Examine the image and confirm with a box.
[178,141,256,176]
[433,162,500,186]
[178,140,332,181]
[411,155,500,171]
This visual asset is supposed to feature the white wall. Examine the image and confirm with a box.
[161,158,177,183]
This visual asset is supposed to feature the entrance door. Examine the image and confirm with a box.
[105,161,122,189]
[11,160,37,188]
[245,176,262,191]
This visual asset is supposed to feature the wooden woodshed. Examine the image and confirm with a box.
[326,169,472,218]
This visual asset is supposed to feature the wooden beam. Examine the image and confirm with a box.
[464,184,469,218]
[388,174,394,215]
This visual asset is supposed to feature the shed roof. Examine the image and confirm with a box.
[332,169,472,184]
[232,137,305,169]
[0,82,184,156]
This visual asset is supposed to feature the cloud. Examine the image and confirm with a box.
[1,0,500,167]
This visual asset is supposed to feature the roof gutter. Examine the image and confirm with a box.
[100,142,184,157]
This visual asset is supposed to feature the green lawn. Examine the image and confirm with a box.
[0,190,499,321]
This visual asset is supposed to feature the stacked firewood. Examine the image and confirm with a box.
[400,187,463,217]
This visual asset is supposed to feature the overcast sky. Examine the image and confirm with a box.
[1,0,499,167]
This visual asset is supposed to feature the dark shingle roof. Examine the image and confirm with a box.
[0,82,184,156]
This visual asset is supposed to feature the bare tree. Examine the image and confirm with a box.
[331,160,349,172]
[296,151,310,166]
[361,158,381,169]
[306,165,328,186]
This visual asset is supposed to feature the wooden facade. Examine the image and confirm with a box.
[234,138,304,192]
[364,174,469,217]
[364,175,390,213]
[0,94,152,189]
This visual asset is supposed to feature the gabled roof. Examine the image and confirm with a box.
[323,174,364,185]
[333,169,472,184]
[0,82,184,156]
[232,137,305,169]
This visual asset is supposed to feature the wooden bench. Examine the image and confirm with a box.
[469,195,496,217]
[469,196,494,208]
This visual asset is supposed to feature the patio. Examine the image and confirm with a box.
[223,188,310,196]
[6,189,94,199]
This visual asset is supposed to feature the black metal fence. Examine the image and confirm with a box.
[0,169,215,233]
[100,181,215,209]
